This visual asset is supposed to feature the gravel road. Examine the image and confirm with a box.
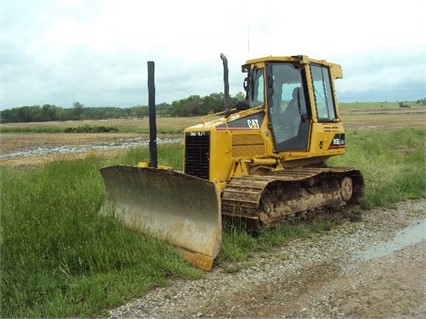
[108,199,426,319]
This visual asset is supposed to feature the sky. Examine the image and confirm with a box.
[1,0,425,110]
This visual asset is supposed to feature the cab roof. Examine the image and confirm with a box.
[243,55,343,79]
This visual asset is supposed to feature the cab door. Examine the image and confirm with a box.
[268,62,310,152]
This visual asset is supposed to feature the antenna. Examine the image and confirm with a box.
[247,27,250,53]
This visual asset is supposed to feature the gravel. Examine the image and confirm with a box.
[107,199,426,319]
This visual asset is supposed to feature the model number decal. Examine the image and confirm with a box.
[333,138,344,145]
[328,134,345,149]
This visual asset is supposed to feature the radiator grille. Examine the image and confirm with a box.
[184,132,210,180]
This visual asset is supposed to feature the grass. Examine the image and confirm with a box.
[1,128,425,318]
[0,126,65,133]
[339,101,422,109]
[1,145,198,318]
[328,128,425,208]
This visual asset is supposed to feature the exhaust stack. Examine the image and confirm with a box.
[220,53,230,118]
[147,61,157,168]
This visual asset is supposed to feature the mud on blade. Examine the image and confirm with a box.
[100,165,221,271]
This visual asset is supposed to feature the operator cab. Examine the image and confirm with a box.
[242,56,340,153]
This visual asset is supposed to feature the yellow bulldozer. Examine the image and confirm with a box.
[100,54,364,271]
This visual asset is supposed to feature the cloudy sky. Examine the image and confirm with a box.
[1,0,425,110]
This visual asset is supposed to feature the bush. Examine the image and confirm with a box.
[64,125,119,133]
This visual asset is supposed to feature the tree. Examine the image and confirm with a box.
[201,93,224,114]
[0,90,253,122]
[234,91,246,101]
[72,102,84,120]
[169,95,202,117]
[130,106,149,118]
[42,104,59,121]
[415,98,426,106]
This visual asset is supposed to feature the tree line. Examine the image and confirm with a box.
[3,95,423,124]
[0,92,245,123]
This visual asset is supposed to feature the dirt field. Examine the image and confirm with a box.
[0,132,144,167]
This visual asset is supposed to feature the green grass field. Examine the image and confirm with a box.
[1,126,425,318]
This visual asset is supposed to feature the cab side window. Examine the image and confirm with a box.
[311,64,337,121]
[249,68,264,107]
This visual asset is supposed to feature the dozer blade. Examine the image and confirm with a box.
[100,165,221,271]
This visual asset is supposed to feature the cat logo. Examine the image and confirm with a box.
[247,119,260,129]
